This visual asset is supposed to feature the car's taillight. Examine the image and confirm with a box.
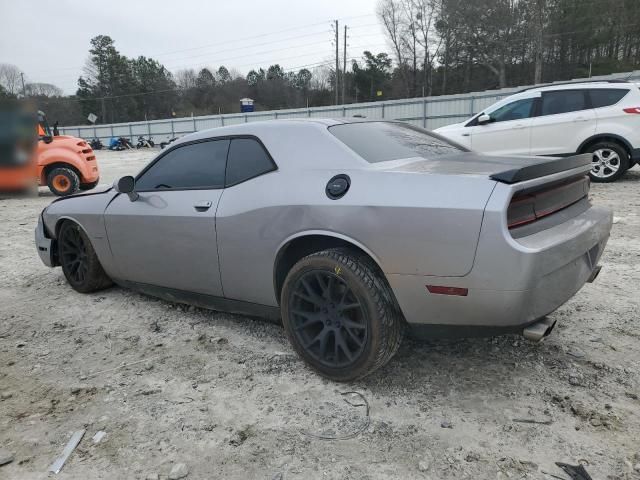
[507,196,537,228]
[507,176,589,229]
[623,107,640,114]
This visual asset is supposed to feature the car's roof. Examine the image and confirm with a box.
[524,81,636,93]
[172,117,390,146]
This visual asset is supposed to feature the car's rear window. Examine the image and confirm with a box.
[329,122,465,163]
[589,88,629,108]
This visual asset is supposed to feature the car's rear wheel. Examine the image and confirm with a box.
[585,142,630,183]
[281,248,404,381]
[58,221,112,293]
[47,167,80,196]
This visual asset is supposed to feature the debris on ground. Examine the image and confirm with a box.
[168,462,189,479]
[91,431,106,444]
[300,391,371,440]
[0,448,15,466]
[48,430,85,474]
[556,462,593,480]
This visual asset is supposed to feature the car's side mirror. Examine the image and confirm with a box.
[114,175,139,202]
[477,113,492,125]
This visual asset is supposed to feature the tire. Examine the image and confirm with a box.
[79,180,99,191]
[584,142,630,183]
[58,221,113,293]
[281,248,404,381]
[47,167,80,196]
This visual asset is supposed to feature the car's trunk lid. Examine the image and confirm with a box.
[381,152,591,183]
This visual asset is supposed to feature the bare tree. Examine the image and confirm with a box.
[0,63,23,96]
[413,0,443,95]
[378,0,411,95]
[25,82,63,97]
[175,68,197,90]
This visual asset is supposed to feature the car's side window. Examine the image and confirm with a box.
[489,98,535,123]
[225,138,276,187]
[589,89,630,108]
[540,90,588,116]
[135,139,230,191]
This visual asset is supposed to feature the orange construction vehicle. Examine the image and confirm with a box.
[35,111,100,196]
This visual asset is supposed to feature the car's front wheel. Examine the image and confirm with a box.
[58,221,113,293]
[281,248,404,381]
[585,142,630,183]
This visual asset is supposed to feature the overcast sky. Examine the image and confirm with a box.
[0,0,389,94]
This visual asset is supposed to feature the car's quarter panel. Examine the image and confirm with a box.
[104,190,224,296]
[216,164,496,307]
[40,189,118,277]
[388,165,612,327]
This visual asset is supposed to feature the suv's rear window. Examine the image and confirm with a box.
[589,88,629,108]
[329,122,465,163]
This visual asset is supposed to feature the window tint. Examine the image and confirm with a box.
[540,90,587,116]
[136,139,229,190]
[488,98,535,123]
[329,122,465,163]
[589,88,629,108]
[225,138,275,186]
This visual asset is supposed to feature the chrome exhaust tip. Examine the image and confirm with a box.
[523,317,557,343]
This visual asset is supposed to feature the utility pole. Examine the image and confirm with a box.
[334,20,339,106]
[20,72,26,97]
[342,25,347,105]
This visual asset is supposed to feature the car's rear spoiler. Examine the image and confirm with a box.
[490,154,591,184]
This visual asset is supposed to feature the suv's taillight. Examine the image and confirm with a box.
[623,107,640,114]
[507,176,589,229]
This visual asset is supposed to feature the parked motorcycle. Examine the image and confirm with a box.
[89,138,103,150]
[136,136,155,149]
[108,137,134,151]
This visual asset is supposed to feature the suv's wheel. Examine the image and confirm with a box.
[585,142,630,183]
[281,248,404,381]
[47,167,80,196]
[58,221,113,293]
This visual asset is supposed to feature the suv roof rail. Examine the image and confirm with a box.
[518,79,630,93]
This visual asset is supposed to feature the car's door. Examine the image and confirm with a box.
[529,89,596,156]
[215,137,278,306]
[104,139,229,296]
[468,96,537,155]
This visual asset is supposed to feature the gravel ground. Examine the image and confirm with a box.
[1,149,639,480]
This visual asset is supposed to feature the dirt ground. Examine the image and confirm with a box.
[1,149,639,480]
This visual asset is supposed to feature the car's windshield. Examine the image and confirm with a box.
[329,121,467,163]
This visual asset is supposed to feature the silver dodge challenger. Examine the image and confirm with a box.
[35,119,613,380]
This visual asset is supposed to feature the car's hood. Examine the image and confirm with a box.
[49,183,113,205]
[377,152,591,184]
[433,122,465,132]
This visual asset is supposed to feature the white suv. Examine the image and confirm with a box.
[435,81,640,182]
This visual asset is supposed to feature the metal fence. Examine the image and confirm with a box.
[60,70,640,144]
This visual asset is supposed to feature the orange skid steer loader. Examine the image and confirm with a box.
[36,111,100,196]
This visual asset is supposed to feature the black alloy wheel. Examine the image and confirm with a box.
[289,270,368,368]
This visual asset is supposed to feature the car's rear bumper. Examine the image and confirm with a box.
[35,213,55,267]
[387,205,612,334]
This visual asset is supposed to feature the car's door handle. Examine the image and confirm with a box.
[461,133,470,137]
[512,123,526,129]
[194,200,212,212]
[573,116,588,122]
